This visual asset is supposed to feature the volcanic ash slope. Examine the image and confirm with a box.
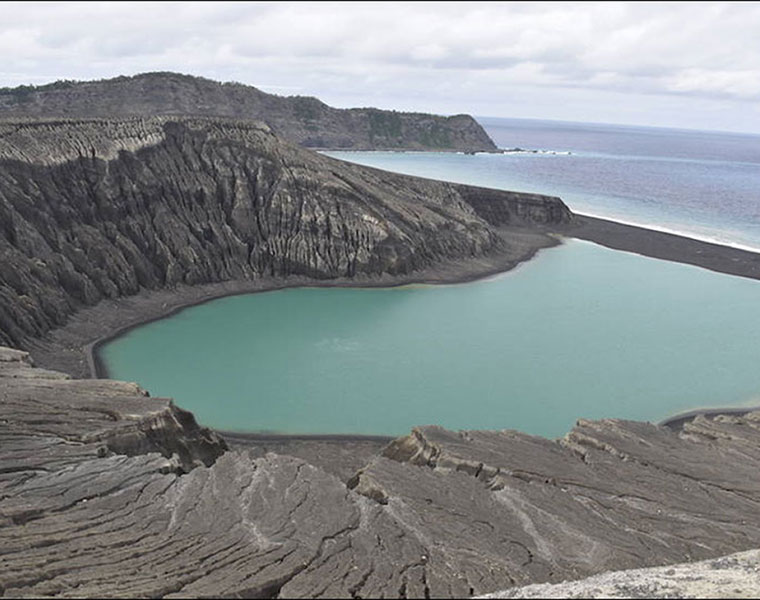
[0,116,570,348]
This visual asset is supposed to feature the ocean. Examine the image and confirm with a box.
[325,117,760,252]
[99,118,760,438]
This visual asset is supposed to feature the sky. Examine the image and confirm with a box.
[2,1,760,134]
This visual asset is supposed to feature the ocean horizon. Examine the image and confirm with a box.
[324,116,760,254]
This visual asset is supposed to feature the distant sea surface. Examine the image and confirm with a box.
[324,117,760,252]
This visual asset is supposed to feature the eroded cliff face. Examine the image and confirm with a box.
[4,348,760,598]
[0,116,571,347]
[0,72,499,152]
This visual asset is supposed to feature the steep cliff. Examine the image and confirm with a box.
[0,116,570,348]
[0,72,499,151]
[4,348,760,598]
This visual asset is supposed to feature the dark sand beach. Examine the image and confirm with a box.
[571,215,760,282]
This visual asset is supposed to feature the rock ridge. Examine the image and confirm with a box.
[5,350,760,597]
[0,71,499,152]
[0,116,571,348]
[0,346,226,474]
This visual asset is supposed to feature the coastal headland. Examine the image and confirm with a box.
[3,116,758,380]
[0,72,499,152]
[0,115,569,364]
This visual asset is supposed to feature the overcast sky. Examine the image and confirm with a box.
[2,1,760,133]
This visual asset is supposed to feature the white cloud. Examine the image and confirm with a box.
[1,1,759,131]
[665,69,760,100]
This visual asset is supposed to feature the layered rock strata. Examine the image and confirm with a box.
[4,347,760,598]
[0,116,570,348]
[0,72,498,152]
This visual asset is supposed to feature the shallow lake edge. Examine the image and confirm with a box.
[28,215,760,440]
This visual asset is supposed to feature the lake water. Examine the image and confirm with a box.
[100,118,760,438]
[100,239,760,438]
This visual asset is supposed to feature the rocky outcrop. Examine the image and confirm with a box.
[481,549,760,598]
[0,72,499,151]
[0,116,571,348]
[4,348,760,598]
[346,420,760,593]
[0,347,226,473]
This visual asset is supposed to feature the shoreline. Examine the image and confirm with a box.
[87,215,760,381]
[314,147,503,154]
[25,215,760,445]
[659,405,760,432]
[30,225,559,380]
[567,214,760,282]
[87,264,539,381]
[576,211,760,255]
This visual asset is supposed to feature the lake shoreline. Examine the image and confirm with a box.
[28,225,559,380]
[78,215,760,385]
[24,214,760,445]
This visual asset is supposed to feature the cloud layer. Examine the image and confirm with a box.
[2,2,759,132]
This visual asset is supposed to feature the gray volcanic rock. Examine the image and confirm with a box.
[480,550,760,598]
[348,421,760,592]
[0,348,226,474]
[5,348,760,598]
[0,116,570,348]
[0,72,499,151]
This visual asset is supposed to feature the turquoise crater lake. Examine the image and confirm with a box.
[100,239,760,439]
